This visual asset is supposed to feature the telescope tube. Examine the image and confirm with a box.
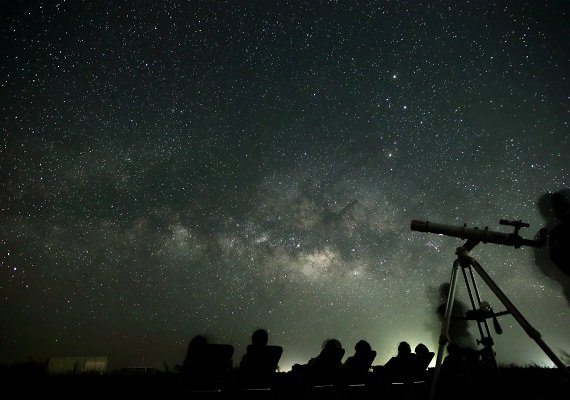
[410,220,544,248]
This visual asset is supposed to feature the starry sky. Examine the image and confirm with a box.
[1,1,569,372]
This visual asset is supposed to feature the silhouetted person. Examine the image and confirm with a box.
[414,343,433,364]
[306,338,343,367]
[412,343,434,381]
[340,339,375,384]
[550,192,570,276]
[437,342,476,400]
[239,328,269,370]
[382,341,417,383]
[180,335,208,380]
[436,282,477,350]
[535,191,570,308]
[293,338,344,385]
[178,335,235,395]
[235,328,284,394]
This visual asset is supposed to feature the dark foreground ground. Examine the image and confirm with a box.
[1,366,569,400]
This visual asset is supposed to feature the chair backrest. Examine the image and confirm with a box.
[356,350,377,373]
[355,350,377,373]
[417,352,435,370]
[180,343,234,392]
[238,345,283,388]
[412,351,435,382]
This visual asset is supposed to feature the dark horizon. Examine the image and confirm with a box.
[1,356,569,400]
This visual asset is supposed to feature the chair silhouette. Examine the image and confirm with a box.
[402,352,434,400]
[179,343,234,399]
[235,345,283,399]
[367,370,422,400]
[339,350,376,399]
[296,347,346,400]
[382,350,434,400]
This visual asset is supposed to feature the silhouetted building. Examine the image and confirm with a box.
[47,356,108,374]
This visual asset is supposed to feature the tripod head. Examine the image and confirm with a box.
[411,219,547,249]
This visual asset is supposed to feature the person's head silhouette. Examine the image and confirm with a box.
[439,282,451,299]
[355,340,371,353]
[414,343,429,355]
[251,329,268,346]
[324,338,342,350]
[188,335,208,351]
[397,341,412,356]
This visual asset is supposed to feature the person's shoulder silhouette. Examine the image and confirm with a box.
[251,328,269,346]
[550,192,570,275]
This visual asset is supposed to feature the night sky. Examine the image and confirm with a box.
[1,1,569,372]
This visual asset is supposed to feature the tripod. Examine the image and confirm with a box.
[428,238,570,400]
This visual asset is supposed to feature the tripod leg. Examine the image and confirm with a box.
[459,260,500,377]
[429,258,462,400]
[468,257,570,376]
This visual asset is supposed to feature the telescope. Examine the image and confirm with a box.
[414,218,569,400]
[410,219,547,249]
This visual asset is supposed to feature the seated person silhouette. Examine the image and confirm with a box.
[339,339,376,384]
[293,338,345,386]
[411,343,434,381]
[381,341,417,383]
[437,342,477,400]
[239,328,269,370]
[550,192,570,276]
[181,334,209,380]
[236,328,283,389]
[179,334,234,392]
